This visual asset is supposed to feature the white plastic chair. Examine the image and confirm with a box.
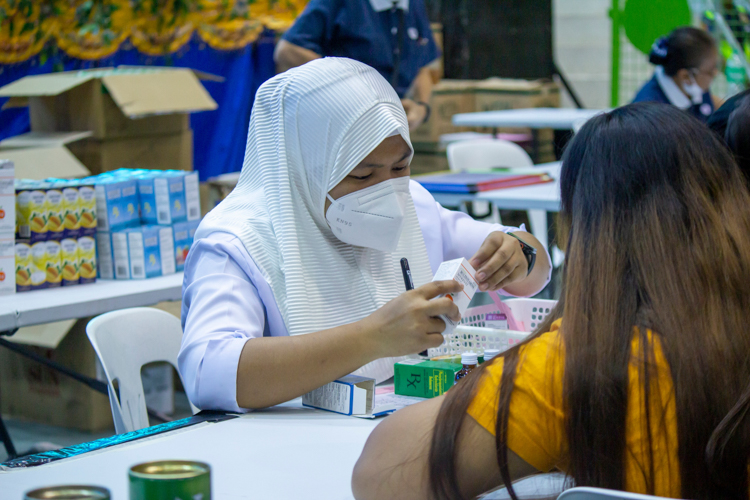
[446,138,549,250]
[447,138,534,171]
[557,487,674,500]
[86,307,198,434]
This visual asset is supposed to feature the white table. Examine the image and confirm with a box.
[0,400,379,500]
[452,108,606,130]
[0,273,184,332]
[0,272,184,458]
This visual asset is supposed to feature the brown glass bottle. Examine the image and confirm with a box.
[454,352,478,383]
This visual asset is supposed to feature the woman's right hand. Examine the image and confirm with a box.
[363,280,463,358]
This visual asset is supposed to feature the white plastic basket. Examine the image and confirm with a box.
[427,298,558,357]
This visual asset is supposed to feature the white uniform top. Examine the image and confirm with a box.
[178,180,551,412]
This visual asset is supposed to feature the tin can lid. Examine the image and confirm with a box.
[129,460,210,480]
[24,485,110,499]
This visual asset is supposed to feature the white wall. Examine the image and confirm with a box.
[553,0,612,109]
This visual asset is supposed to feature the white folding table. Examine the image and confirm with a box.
[0,273,184,458]
[0,400,380,499]
[452,108,607,130]
[0,273,184,332]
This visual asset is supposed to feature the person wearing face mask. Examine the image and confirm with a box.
[177,58,551,412]
[632,26,719,122]
[274,0,438,131]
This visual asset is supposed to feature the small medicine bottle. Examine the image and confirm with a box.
[484,349,501,363]
[454,352,478,383]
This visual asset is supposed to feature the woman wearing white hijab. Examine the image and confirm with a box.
[179,58,551,411]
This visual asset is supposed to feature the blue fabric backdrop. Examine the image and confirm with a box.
[0,32,277,181]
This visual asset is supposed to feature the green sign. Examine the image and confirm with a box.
[623,0,692,54]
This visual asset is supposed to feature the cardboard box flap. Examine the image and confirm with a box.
[101,70,217,118]
[0,146,90,179]
[2,96,29,110]
[7,320,77,349]
[0,72,100,97]
[189,69,226,82]
[117,65,225,82]
[0,131,93,149]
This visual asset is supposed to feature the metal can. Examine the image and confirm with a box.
[24,485,110,499]
[129,460,211,500]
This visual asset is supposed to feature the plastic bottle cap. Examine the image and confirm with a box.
[484,349,501,361]
[461,351,478,365]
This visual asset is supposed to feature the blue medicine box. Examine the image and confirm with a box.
[137,171,187,225]
[172,221,191,272]
[126,225,176,279]
[93,177,139,232]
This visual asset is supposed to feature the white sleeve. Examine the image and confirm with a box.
[178,238,266,413]
[438,204,522,263]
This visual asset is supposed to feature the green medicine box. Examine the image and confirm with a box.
[394,359,463,398]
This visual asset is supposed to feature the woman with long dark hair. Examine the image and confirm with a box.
[352,102,750,500]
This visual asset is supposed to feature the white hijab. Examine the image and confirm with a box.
[196,58,434,381]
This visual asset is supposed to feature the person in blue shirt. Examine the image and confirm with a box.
[632,27,719,122]
[274,0,439,130]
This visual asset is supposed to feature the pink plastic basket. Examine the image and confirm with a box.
[427,298,557,357]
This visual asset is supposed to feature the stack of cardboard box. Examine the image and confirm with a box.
[0,66,220,174]
[410,77,561,167]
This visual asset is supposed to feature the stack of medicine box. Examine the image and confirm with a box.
[14,176,98,292]
[95,168,201,279]
[1,160,14,295]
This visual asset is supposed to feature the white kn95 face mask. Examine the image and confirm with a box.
[326,177,410,252]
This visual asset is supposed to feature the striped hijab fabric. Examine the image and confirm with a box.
[195,58,434,381]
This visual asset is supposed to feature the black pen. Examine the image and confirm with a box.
[400,257,414,291]
[400,258,428,357]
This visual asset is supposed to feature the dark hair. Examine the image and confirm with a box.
[708,90,750,179]
[649,27,717,76]
[429,102,750,500]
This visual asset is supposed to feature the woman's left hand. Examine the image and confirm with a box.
[469,231,528,292]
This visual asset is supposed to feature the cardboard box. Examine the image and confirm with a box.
[0,319,114,432]
[432,258,479,334]
[394,359,462,398]
[137,170,200,225]
[302,375,406,417]
[93,176,140,232]
[0,160,14,296]
[95,232,114,280]
[68,130,193,175]
[15,240,32,292]
[410,80,476,144]
[0,159,14,238]
[0,67,219,140]
[77,235,97,284]
[303,375,375,416]
[96,230,130,280]
[472,78,560,113]
[0,237,14,296]
[410,78,561,146]
[0,132,91,182]
[126,225,176,279]
[172,221,191,272]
